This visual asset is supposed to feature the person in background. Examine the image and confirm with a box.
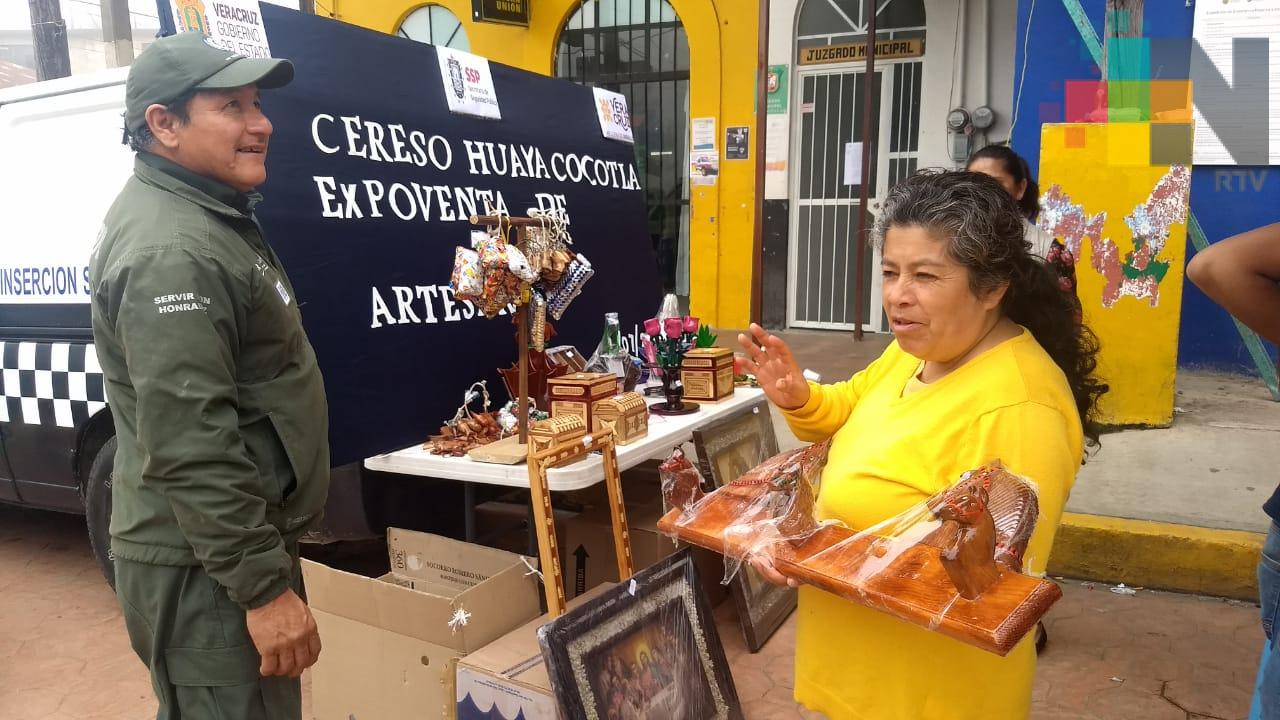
[739,170,1107,719]
[967,144,1055,258]
[1186,223,1280,720]
[969,144,1081,332]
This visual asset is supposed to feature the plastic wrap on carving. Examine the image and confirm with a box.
[672,441,836,584]
[658,451,1061,655]
[803,462,1042,612]
[658,447,705,513]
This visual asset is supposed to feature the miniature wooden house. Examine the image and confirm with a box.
[681,347,735,402]
[547,372,617,430]
[592,392,649,444]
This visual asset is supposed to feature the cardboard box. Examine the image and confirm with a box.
[567,461,663,511]
[558,495,727,606]
[302,529,542,720]
[472,500,578,557]
[455,585,614,720]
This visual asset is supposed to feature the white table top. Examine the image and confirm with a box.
[364,387,769,491]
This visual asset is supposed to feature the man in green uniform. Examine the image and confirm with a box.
[90,32,329,719]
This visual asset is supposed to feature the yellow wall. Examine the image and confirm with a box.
[325,0,759,328]
[1038,124,1189,427]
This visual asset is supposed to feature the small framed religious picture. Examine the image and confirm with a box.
[538,549,743,720]
[692,400,796,653]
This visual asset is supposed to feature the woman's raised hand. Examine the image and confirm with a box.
[748,553,799,588]
[737,323,810,411]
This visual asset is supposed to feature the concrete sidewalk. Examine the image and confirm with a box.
[742,328,1276,601]
[1049,370,1274,599]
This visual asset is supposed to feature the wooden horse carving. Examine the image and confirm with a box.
[726,440,828,543]
[927,484,1001,599]
[659,448,705,511]
[753,460,819,542]
[924,463,1041,599]
[658,450,1060,655]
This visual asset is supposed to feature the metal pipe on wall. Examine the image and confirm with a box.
[751,0,770,326]
[854,0,877,340]
[956,0,967,111]
[978,0,990,146]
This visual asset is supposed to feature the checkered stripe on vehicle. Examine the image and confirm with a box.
[0,341,107,428]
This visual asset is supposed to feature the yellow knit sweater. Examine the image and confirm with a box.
[782,330,1083,720]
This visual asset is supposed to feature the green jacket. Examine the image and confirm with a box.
[91,153,330,609]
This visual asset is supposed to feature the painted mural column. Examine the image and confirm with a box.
[1034,0,1195,428]
[1038,125,1191,427]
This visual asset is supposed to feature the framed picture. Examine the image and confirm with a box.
[692,400,796,653]
[539,548,743,720]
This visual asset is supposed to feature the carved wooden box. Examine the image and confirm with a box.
[592,391,649,445]
[547,372,617,430]
[529,415,587,454]
[681,347,735,402]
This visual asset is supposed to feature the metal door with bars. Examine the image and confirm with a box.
[555,0,690,297]
[787,60,922,332]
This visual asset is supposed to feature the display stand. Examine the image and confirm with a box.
[468,213,547,445]
[526,428,633,616]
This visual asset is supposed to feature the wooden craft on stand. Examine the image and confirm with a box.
[657,462,1060,656]
[469,213,548,447]
[500,317,568,413]
[527,428,633,617]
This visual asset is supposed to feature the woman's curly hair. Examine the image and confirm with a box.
[871,170,1109,450]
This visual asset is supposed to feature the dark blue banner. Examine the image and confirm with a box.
[257,6,660,466]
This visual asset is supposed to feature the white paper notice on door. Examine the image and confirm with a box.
[843,142,863,185]
[692,117,716,152]
[764,114,789,199]
[437,47,502,120]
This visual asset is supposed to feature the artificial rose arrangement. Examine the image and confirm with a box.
[641,315,699,368]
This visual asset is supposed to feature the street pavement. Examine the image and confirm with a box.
[0,502,1264,719]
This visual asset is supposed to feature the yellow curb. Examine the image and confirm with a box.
[1048,512,1266,601]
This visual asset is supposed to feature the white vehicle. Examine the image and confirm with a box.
[0,69,378,585]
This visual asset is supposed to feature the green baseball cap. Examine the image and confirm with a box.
[125,32,294,139]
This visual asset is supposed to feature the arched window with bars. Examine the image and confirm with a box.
[555,0,690,298]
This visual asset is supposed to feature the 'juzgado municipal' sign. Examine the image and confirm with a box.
[255,6,660,465]
[798,39,924,66]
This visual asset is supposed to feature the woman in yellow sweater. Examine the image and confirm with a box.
[739,170,1107,720]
